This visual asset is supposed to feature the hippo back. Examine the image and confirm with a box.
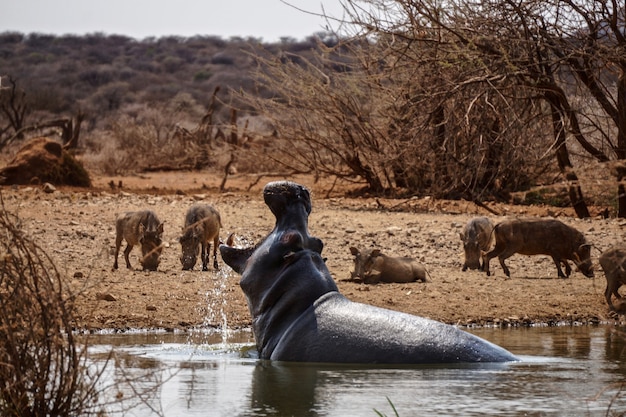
[272,292,517,363]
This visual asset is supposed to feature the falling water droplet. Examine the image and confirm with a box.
[204,267,231,346]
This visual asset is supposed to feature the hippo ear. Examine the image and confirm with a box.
[349,247,359,256]
[219,245,254,275]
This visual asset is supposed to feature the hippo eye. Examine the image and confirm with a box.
[284,251,296,263]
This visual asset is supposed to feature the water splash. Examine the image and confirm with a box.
[202,267,233,345]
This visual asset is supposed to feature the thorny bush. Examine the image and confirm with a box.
[0,197,104,416]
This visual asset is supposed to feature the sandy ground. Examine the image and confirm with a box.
[2,171,625,332]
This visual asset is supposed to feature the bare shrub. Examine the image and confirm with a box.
[99,96,216,174]
[0,197,171,416]
[241,37,552,199]
[80,133,138,175]
[0,197,105,416]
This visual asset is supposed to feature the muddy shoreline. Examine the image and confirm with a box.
[2,172,625,333]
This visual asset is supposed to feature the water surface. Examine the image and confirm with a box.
[89,325,626,416]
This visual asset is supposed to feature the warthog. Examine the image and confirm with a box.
[349,247,428,284]
[460,217,494,271]
[483,218,594,278]
[179,204,222,271]
[599,246,626,311]
[113,210,164,271]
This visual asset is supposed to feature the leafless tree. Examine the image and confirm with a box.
[0,76,29,142]
[342,0,625,215]
[241,15,550,200]
[243,0,625,216]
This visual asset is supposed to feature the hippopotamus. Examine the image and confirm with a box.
[220,181,518,364]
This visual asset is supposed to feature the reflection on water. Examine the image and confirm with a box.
[88,326,626,416]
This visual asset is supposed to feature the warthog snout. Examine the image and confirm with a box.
[140,231,163,271]
[462,239,482,270]
[179,234,200,270]
[574,244,594,278]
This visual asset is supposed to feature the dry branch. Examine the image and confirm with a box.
[0,196,103,416]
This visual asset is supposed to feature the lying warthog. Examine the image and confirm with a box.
[483,218,594,278]
[599,246,626,311]
[460,217,494,271]
[349,247,428,284]
[179,204,222,271]
[113,210,164,271]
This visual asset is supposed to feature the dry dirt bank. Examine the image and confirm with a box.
[2,171,625,332]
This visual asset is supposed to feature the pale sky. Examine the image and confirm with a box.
[1,0,344,42]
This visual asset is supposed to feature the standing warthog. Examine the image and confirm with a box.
[599,246,626,311]
[460,217,494,271]
[179,204,221,271]
[483,218,594,278]
[113,210,164,271]
[349,247,428,284]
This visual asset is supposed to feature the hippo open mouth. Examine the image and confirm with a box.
[264,181,312,217]
[262,181,323,254]
[220,181,518,364]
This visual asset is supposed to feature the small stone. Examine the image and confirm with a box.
[73,271,84,279]
[386,226,403,234]
[146,305,157,311]
[42,183,56,193]
[97,293,117,302]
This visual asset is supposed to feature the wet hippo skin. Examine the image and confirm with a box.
[220,181,518,364]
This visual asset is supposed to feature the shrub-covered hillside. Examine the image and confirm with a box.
[0,31,332,128]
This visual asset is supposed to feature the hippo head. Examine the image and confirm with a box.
[221,181,325,275]
[220,181,338,356]
[139,222,164,271]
